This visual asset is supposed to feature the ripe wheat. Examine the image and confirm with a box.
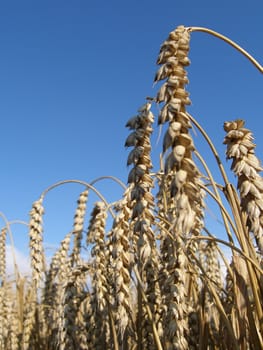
[0,25,262,350]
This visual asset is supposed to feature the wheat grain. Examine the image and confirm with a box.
[57,265,88,350]
[202,241,223,348]
[125,101,164,349]
[87,202,108,312]
[0,228,6,284]
[155,26,207,349]
[224,120,263,256]
[71,188,89,266]
[0,284,7,349]
[43,232,72,349]
[7,301,19,350]
[21,285,37,350]
[108,194,133,341]
[29,198,45,289]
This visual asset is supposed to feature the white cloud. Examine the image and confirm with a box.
[218,243,233,280]
[6,244,31,278]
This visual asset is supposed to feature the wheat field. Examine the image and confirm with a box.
[0,25,262,350]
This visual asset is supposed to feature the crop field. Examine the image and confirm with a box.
[0,25,262,350]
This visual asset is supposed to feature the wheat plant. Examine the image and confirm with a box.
[0,25,262,350]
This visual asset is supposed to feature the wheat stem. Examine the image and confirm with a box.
[194,150,235,244]
[133,266,163,350]
[188,26,263,73]
[186,112,230,186]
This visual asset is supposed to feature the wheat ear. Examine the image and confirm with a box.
[155,25,206,349]
[71,188,89,266]
[0,228,6,284]
[108,192,133,341]
[29,197,45,289]
[224,119,263,254]
[126,101,163,348]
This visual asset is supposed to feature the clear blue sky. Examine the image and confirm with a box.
[0,0,262,257]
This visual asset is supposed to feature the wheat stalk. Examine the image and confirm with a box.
[86,202,113,348]
[126,101,164,349]
[29,197,45,289]
[107,193,133,343]
[224,119,263,255]
[57,265,88,350]
[0,228,6,284]
[155,25,207,349]
[21,285,37,350]
[1,23,262,350]
[71,188,89,266]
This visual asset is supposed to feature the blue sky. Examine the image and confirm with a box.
[0,0,262,262]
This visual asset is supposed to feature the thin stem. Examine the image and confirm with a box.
[107,302,119,350]
[187,26,263,73]
[133,266,163,350]
[186,112,230,186]
[190,250,240,350]
[198,184,237,237]
[194,150,234,244]
[224,184,263,325]
[40,179,115,218]
[192,235,263,275]
[89,175,127,190]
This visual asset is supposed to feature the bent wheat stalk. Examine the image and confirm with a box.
[188,26,263,73]
[2,23,263,350]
